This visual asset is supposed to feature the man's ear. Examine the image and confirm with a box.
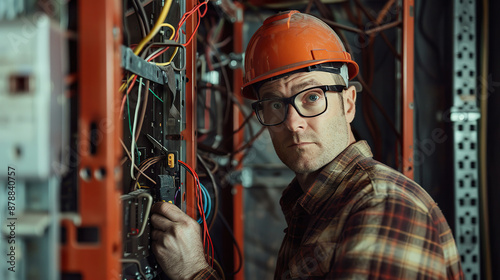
[343,85,357,123]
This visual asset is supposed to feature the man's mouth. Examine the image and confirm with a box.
[288,142,313,147]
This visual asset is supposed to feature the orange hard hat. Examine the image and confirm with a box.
[242,10,359,99]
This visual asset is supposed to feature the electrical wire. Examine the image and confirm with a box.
[197,154,219,230]
[178,160,214,267]
[135,80,150,142]
[138,80,163,102]
[126,91,140,168]
[130,77,143,180]
[198,182,212,224]
[148,0,208,64]
[133,0,151,34]
[120,75,138,119]
[119,138,156,185]
[121,259,147,280]
[176,1,208,47]
[125,0,154,17]
[131,0,148,38]
[120,0,206,108]
[145,46,168,61]
[134,155,165,190]
[233,126,266,154]
[134,0,174,56]
[217,211,242,275]
[161,23,176,39]
[133,192,153,238]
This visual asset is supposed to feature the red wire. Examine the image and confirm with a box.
[120,75,139,119]
[178,160,214,266]
[147,1,208,62]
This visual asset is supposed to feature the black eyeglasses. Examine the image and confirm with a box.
[251,85,346,126]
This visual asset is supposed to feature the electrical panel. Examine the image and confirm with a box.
[0,13,67,280]
[0,14,68,179]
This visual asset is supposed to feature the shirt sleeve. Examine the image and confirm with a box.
[191,266,221,280]
[328,195,463,280]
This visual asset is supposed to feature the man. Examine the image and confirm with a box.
[151,11,464,279]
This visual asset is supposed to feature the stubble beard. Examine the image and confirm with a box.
[272,115,350,175]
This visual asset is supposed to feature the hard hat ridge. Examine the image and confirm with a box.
[251,63,349,95]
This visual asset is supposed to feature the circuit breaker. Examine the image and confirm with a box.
[0,13,67,280]
[0,14,68,179]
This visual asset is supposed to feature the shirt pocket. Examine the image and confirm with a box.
[288,242,336,279]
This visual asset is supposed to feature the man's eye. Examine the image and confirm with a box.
[307,94,320,102]
[271,102,283,110]
[303,92,322,103]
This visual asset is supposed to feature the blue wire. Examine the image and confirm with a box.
[203,183,211,219]
[197,182,212,224]
[198,182,209,223]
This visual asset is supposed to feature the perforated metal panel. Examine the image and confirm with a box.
[452,0,481,278]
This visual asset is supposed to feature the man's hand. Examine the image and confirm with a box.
[151,202,209,280]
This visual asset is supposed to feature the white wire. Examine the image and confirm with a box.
[134,192,153,238]
[130,77,143,180]
[145,47,167,62]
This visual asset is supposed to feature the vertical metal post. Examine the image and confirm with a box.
[232,3,245,279]
[452,0,481,278]
[60,0,123,279]
[182,0,198,219]
[402,0,415,179]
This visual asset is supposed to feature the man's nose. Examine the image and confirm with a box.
[282,104,306,131]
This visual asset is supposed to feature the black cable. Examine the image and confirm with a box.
[217,211,243,275]
[133,0,151,34]
[131,0,147,38]
[125,0,154,17]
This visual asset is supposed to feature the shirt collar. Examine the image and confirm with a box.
[280,140,373,220]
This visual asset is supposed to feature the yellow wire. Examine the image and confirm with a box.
[161,23,176,40]
[134,0,174,56]
[120,9,175,91]
[120,75,137,92]
[155,47,179,66]
[155,23,179,66]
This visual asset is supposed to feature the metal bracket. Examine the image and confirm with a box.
[229,52,244,70]
[226,168,253,188]
[121,45,168,85]
[449,110,481,122]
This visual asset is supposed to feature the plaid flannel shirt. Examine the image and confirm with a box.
[274,141,464,279]
[192,266,220,280]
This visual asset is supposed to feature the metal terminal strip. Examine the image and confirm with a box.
[121,45,168,85]
[452,0,481,278]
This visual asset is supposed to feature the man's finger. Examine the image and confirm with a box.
[151,202,185,222]
[150,213,174,232]
[150,228,164,242]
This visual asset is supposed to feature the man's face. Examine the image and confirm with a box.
[258,71,356,175]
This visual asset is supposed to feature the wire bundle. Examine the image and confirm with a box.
[120,0,209,120]
[148,0,208,62]
[198,182,212,224]
[178,160,214,267]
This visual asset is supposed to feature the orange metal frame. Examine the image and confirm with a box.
[232,3,245,279]
[401,0,415,179]
[60,0,123,279]
[182,0,198,218]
